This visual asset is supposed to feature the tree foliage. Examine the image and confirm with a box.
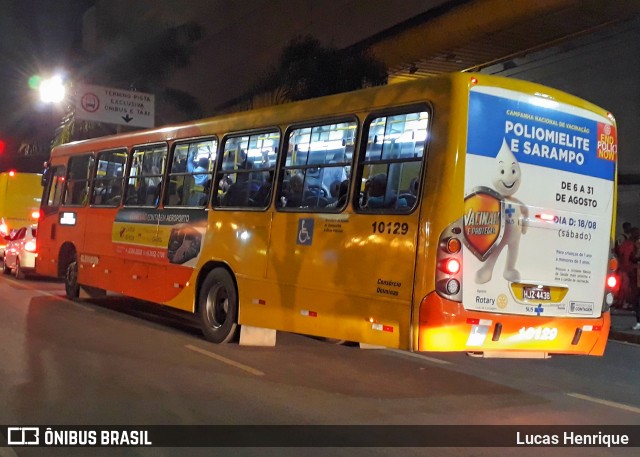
[250,35,387,107]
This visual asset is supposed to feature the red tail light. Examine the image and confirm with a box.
[606,274,617,289]
[31,210,40,220]
[436,224,463,301]
[25,240,36,252]
[443,258,461,274]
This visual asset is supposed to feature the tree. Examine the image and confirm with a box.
[247,35,387,109]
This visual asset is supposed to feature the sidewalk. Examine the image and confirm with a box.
[609,308,640,345]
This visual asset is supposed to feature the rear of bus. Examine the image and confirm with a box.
[0,172,42,254]
[419,74,616,357]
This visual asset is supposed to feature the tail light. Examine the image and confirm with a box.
[604,251,618,310]
[443,258,461,274]
[435,222,463,301]
[31,210,40,220]
[25,240,36,252]
[0,222,7,236]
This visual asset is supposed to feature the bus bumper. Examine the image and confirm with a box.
[418,292,610,356]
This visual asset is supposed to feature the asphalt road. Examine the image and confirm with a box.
[0,274,638,457]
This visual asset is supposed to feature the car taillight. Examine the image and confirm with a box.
[25,240,36,252]
[0,223,7,236]
[31,210,40,220]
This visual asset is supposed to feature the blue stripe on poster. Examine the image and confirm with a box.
[467,91,615,181]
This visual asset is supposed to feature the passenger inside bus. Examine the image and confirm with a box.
[199,179,212,206]
[191,157,210,187]
[105,183,122,205]
[363,173,387,208]
[321,151,348,192]
[363,173,407,209]
[326,179,349,208]
[285,174,305,207]
[166,181,181,206]
[250,171,273,207]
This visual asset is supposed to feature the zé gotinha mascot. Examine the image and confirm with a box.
[475,139,528,284]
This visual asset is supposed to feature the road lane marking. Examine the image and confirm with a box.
[386,348,452,365]
[1,278,95,311]
[567,393,640,414]
[185,344,265,376]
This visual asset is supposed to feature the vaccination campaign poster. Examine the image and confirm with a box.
[462,86,616,318]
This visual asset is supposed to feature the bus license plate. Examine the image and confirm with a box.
[523,286,551,301]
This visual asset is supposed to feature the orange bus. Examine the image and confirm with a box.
[36,73,617,357]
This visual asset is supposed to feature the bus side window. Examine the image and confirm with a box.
[91,149,126,207]
[63,154,94,207]
[125,144,167,207]
[277,120,356,212]
[356,110,428,213]
[215,131,279,209]
[165,138,217,207]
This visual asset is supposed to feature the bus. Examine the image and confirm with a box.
[0,171,42,254]
[35,73,618,357]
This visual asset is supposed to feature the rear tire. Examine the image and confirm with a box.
[65,258,80,300]
[15,258,25,280]
[199,268,238,343]
[2,256,11,275]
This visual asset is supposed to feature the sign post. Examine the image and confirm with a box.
[74,83,155,129]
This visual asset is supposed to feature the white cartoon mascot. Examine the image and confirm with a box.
[475,139,528,284]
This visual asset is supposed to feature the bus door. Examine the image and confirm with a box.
[209,132,279,306]
[36,165,67,278]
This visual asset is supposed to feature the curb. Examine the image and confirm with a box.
[609,330,640,345]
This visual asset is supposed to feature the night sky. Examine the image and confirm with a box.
[0,0,94,154]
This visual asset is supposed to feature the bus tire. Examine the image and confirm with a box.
[65,258,80,300]
[2,256,11,275]
[199,268,238,344]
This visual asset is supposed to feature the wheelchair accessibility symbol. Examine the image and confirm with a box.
[297,218,315,245]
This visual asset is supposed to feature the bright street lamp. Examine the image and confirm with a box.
[39,75,66,104]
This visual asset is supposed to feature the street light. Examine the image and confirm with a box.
[39,75,66,104]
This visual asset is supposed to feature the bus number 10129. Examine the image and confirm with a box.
[371,221,409,235]
[519,327,558,341]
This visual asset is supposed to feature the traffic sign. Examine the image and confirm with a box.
[75,83,155,128]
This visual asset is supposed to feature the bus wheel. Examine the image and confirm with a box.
[199,269,238,343]
[2,256,11,275]
[65,258,80,300]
